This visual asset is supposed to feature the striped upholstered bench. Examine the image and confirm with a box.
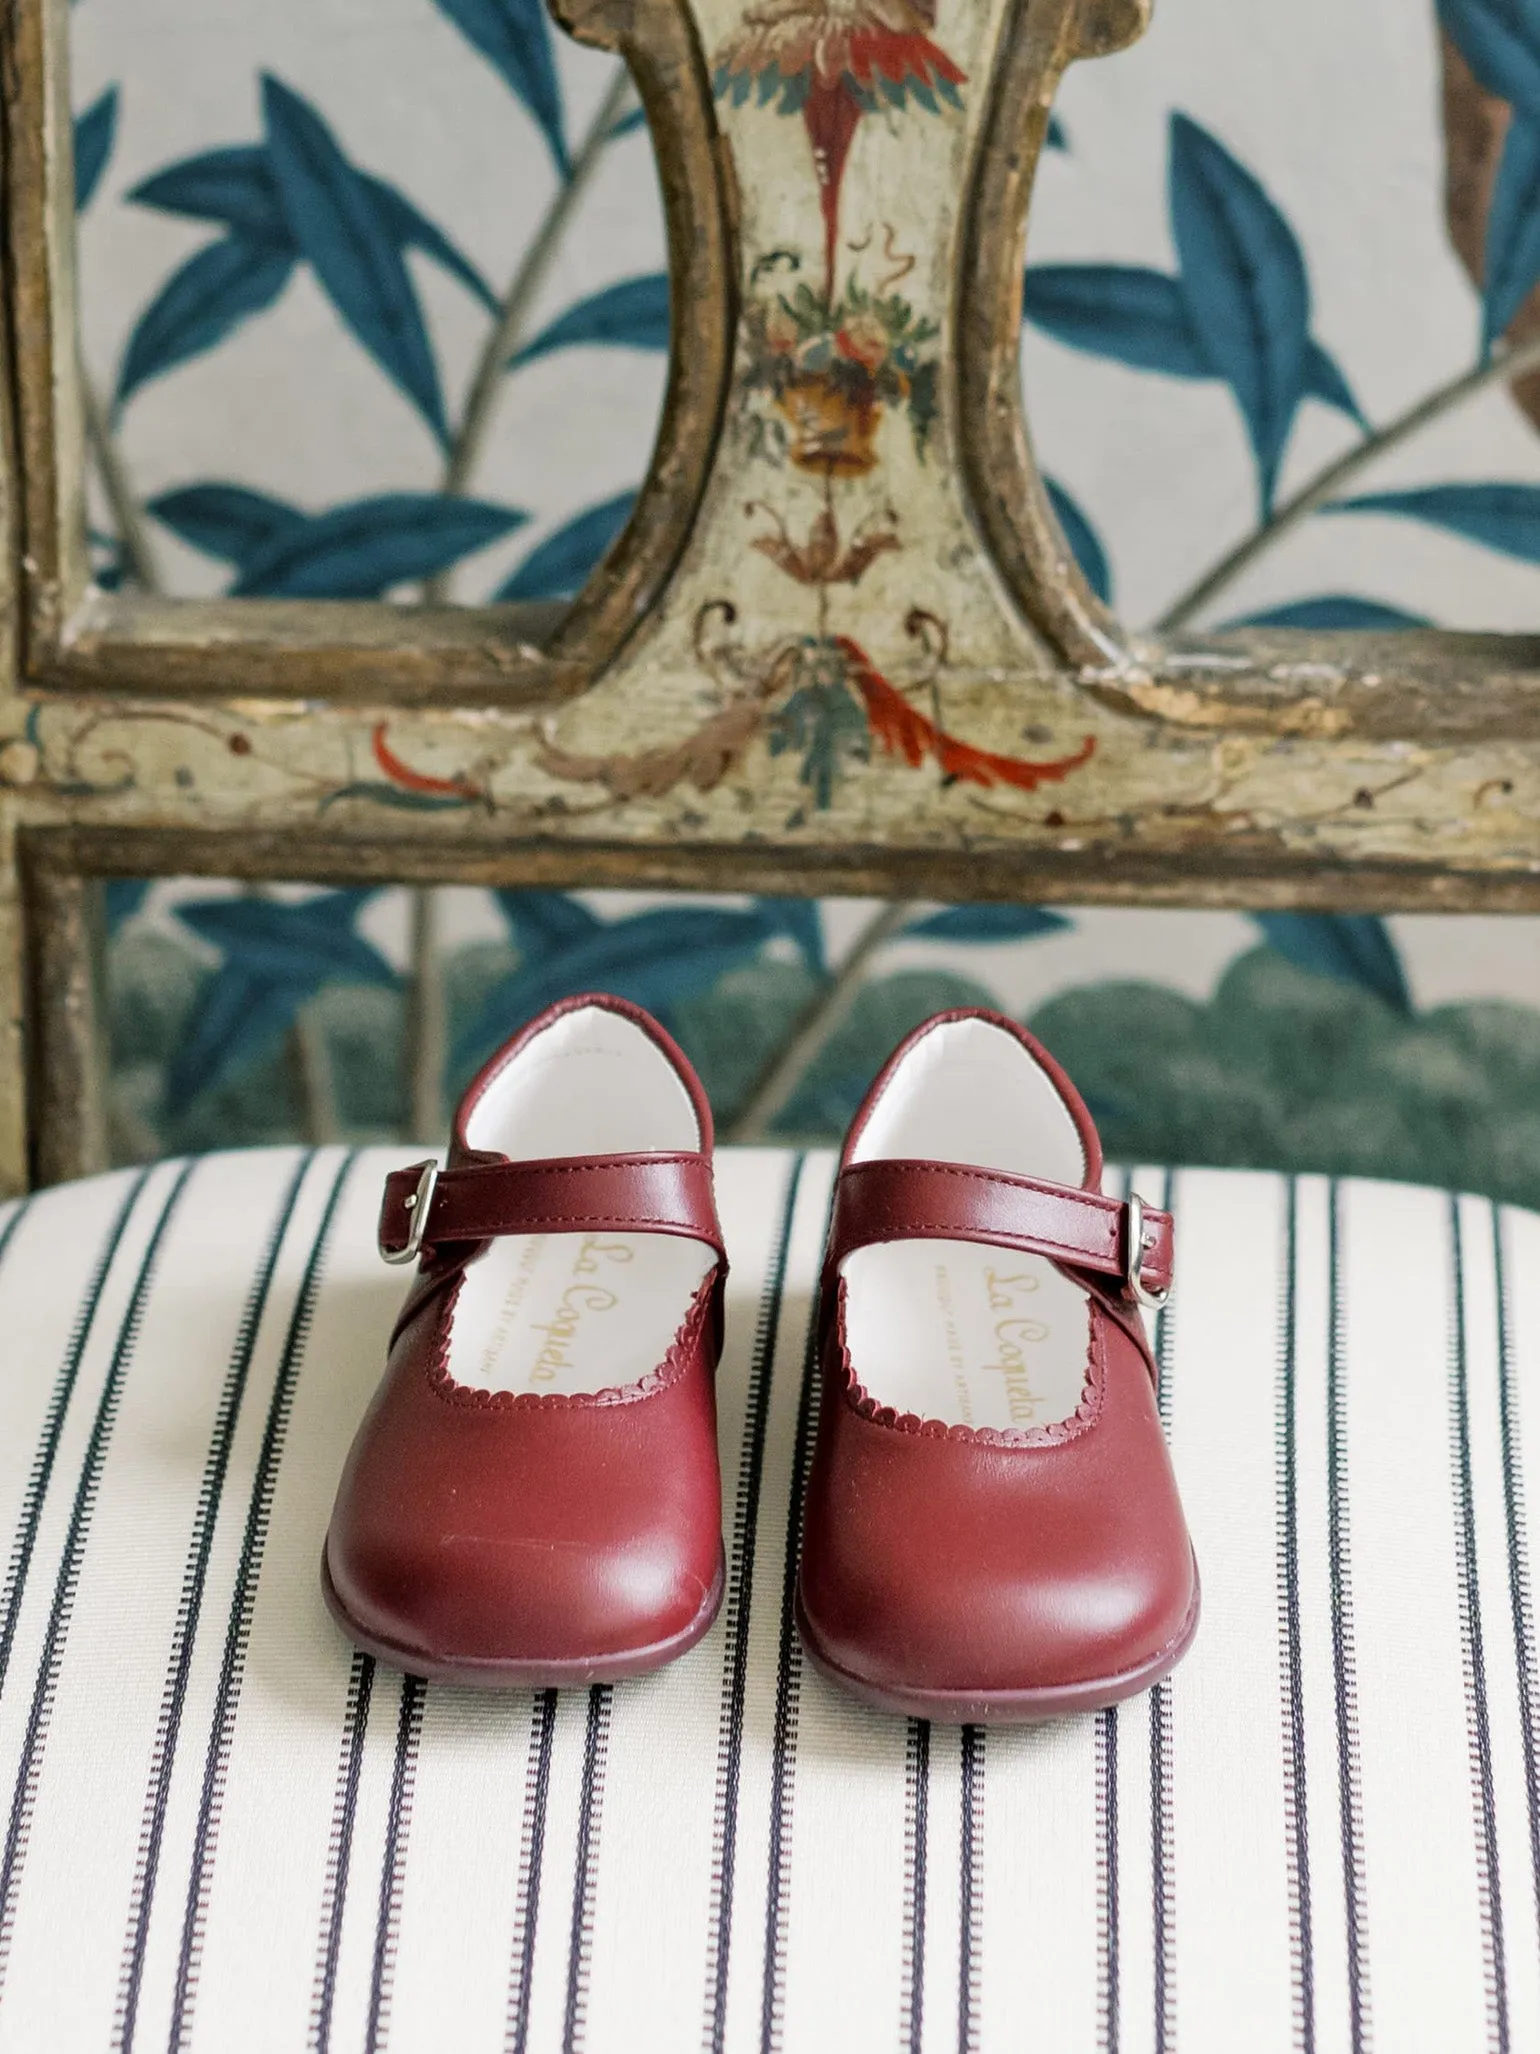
[0,1147,1532,2052]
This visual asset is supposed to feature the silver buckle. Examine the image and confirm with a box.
[380,1160,438,1266]
[1124,1192,1171,1310]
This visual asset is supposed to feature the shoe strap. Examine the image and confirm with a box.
[824,1158,1172,1301]
[378,1152,725,1266]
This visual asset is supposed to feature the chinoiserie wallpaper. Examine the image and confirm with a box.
[69,0,1540,1201]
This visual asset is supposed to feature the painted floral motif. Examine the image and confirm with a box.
[740,274,939,470]
[534,0,1092,816]
[712,0,966,289]
[538,607,1097,811]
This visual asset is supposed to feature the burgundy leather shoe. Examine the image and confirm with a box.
[798,1008,1198,1721]
[324,993,727,1686]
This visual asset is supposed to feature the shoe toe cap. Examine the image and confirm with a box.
[326,1511,720,1675]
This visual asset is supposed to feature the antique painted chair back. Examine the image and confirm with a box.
[0,0,1535,1191]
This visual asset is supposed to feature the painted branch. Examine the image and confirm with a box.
[725,899,918,1144]
[1157,332,1540,633]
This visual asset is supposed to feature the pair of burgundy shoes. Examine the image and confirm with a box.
[324,994,1198,1721]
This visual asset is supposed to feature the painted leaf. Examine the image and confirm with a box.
[756,897,825,973]
[496,889,604,957]
[904,905,1072,942]
[128,145,289,240]
[609,106,649,141]
[1044,477,1113,604]
[1302,338,1368,428]
[1047,112,1068,150]
[321,782,476,814]
[1438,0,1540,118]
[74,86,118,213]
[430,0,569,177]
[1221,595,1432,630]
[146,482,305,565]
[1023,265,1208,377]
[105,880,150,933]
[512,274,670,367]
[90,537,127,592]
[175,890,396,985]
[1322,482,1540,562]
[115,235,295,411]
[495,492,636,601]
[457,906,779,1066]
[165,972,319,1117]
[1168,111,1312,514]
[129,144,495,312]
[231,493,528,598]
[261,75,448,445]
[1252,913,1412,1015]
[367,180,498,313]
[166,890,395,1111]
[1484,109,1540,351]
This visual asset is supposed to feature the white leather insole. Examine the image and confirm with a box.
[444,1006,713,1398]
[449,1230,711,1397]
[842,1019,1093,1434]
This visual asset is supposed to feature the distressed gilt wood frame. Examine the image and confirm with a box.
[1,0,1538,1194]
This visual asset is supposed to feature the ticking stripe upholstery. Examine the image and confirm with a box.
[0,1147,1536,2051]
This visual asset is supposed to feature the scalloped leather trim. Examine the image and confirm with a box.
[831,1279,1107,1446]
[426,1266,718,1411]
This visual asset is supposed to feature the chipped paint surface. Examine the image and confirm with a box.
[2,0,1538,887]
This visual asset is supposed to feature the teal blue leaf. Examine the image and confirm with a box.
[767,678,871,811]
[88,527,127,590]
[262,74,448,444]
[1252,913,1411,1015]
[496,890,603,956]
[1169,111,1311,515]
[231,493,528,597]
[1321,483,1540,563]
[105,880,150,932]
[1303,338,1367,428]
[176,890,395,983]
[320,782,477,813]
[367,180,498,314]
[905,904,1072,942]
[1044,477,1113,604]
[165,974,319,1117]
[74,86,118,213]
[129,143,495,311]
[1438,0,1540,119]
[1046,112,1068,150]
[128,146,288,239]
[1484,110,1540,352]
[609,105,649,141]
[1024,261,1362,442]
[757,897,825,972]
[457,906,779,1065]
[495,492,636,601]
[146,482,305,565]
[431,0,569,177]
[1221,595,1432,630]
[115,235,295,411]
[1024,265,1208,377]
[166,889,397,1113]
[512,274,669,367]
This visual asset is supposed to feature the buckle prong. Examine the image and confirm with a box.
[381,1160,438,1266]
[1125,1191,1171,1310]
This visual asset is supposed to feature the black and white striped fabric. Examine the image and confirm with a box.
[0,1146,1535,2051]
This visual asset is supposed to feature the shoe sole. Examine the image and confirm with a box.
[321,1546,726,1689]
[794,1568,1201,1724]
